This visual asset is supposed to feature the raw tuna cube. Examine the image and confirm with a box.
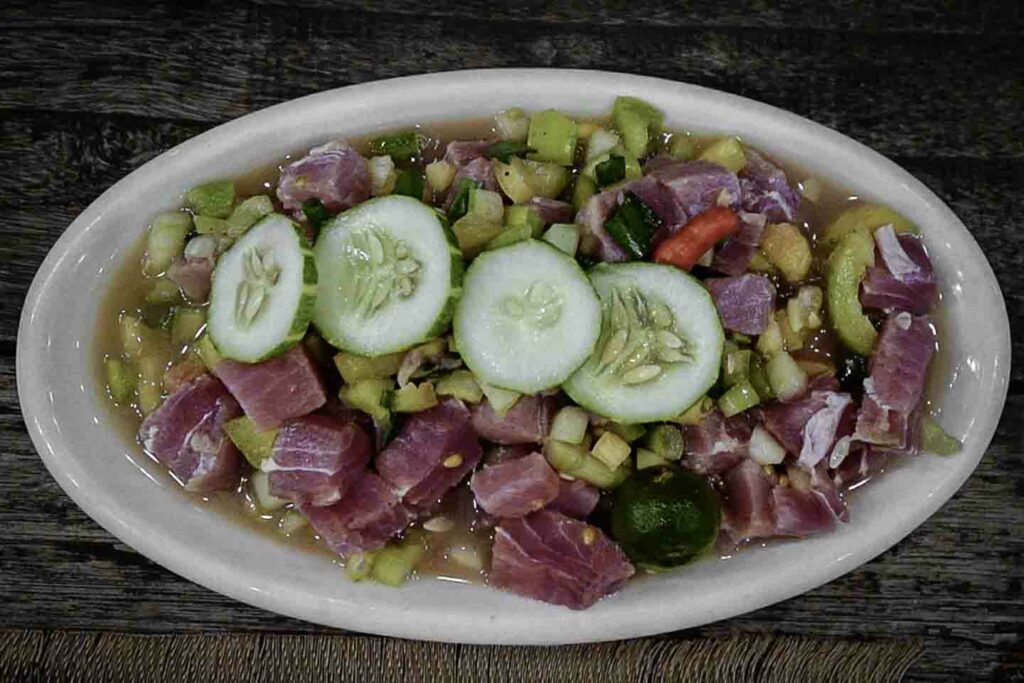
[213,345,327,431]
[681,409,753,475]
[139,374,243,493]
[376,399,483,511]
[738,149,800,222]
[471,394,557,445]
[264,415,372,507]
[276,140,371,213]
[490,510,635,610]
[705,274,776,335]
[546,479,601,519]
[302,473,414,556]
[471,452,561,518]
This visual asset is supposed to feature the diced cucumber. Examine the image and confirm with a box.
[521,159,573,199]
[485,222,533,252]
[821,203,917,252]
[586,127,621,162]
[544,439,629,490]
[196,333,222,370]
[372,534,426,587]
[142,212,192,276]
[339,378,393,423]
[454,240,602,393]
[137,353,168,415]
[723,347,752,389]
[718,380,760,417]
[435,369,483,403]
[225,416,279,468]
[550,406,589,445]
[495,107,529,143]
[316,196,464,355]
[636,448,669,470]
[186,180,235,219]
[573,175,598,212]
[673,396,714,425]
[921,417,962,456]
[146,278,183,305]
[391,381,439,413]
[250,470,286,511]
[104,357,136,404]
[425,160,457,195]
[194,215,229,236]
[748,352,774,400]
[611,96,663,158]
[592,431,631,469]
[279,510,308,535]
[564,263,724,424]
[208,214,317,362]
[333,350,405,384]
[761,223,812,283]
[643,424,684,461]
[368,155,398,197]
[699,137,747,173]
[345,551,377,581]
[505,205,545,236]
[527,109,578,166]
[226,195,275,237]
[765,351,808,401]
[479,382,521,416]
[605,422,647,443]
[542,223,580,256]
[668,133,696,160]
[171,307,207,346]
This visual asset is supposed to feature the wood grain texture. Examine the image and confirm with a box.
[1,1,1021,681]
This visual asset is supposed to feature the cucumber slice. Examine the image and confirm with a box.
[563,263,724,423]
[454,239,601,393]
[207,214,317,362]
[314,195,463,356]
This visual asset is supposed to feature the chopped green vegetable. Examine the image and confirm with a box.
[495,107,529,143]
[761,223,812,283]
[756,315,785,356]
[765,351,808,402]
[485,141,536,163]
[668,133,696,160]
[339,378,393,423]
[484,221,533,251]
[821,203,917,252]
[368,130,420,161]
[435,369,483,403]
[278,510,308,535]
[371,534,426,587]
[521,159,573,198]
[612,96,663,158]
[171,307,207,346]
[504,205,545,235]
[827,228,878,356]
[544,439,630,490]
[393,167,425,200]
[699,137,747,173]
[368,155,399,197]
[142,212,192,276]
[673,395,714,425]
[453,217,506,258]
[748,352,774,400]
[334,350,405,384]
[586,128,621,162]
[723,347,752,389]
[196,334,222,371]
[592,430,632,469]
[186,180,235,219]
[635,448,670,470]
[572,175,597,211]
[391,381,439,413]
[642,424,684,461]
[104,357,136,404]
[542,223,580,256]
[479,382,521,417]
[146,278,182,305]
[550,406,590,445]
[611,468,720,571]
[119,314,161,359]
[921,417,962,455]
[225,416,279,468]
[225,195,274,236]
[425,160,456,194]
[595,155,626,187]
[718,380,760,417]
[302,198,333,236]
[774,309,804,351]
[447,177,484,222]
[606,422,647,443]
[136,353,168,415]
[604,192,661,259]
[193,215,228,236]
[527,109,578,166]
[345,551,376,582]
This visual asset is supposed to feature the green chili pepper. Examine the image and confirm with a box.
[604,192,661,259]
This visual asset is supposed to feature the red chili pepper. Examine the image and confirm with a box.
[653,207,741,270]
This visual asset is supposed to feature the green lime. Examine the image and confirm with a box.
[610,467,721,571]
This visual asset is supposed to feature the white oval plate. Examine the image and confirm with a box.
[17,69,1010,644]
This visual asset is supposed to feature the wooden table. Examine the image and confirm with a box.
[2,2,1021,680]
